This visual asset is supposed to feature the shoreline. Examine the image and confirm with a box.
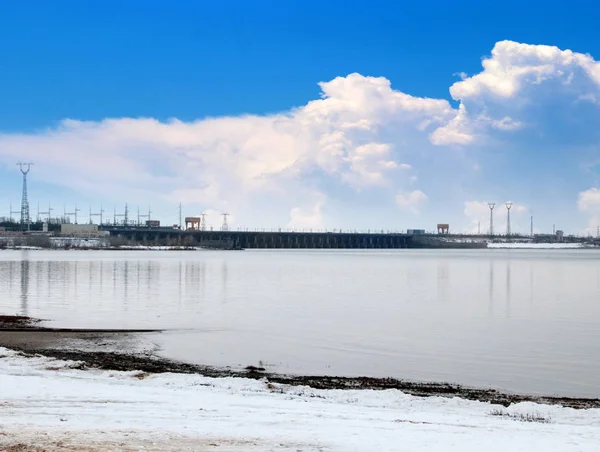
[1,245,597,251]
[1,316,599,410]
[0,246,211,251]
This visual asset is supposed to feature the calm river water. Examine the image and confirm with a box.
[1,249,600,397]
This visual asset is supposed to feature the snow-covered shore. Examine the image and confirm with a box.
[1,348,599,451]
[487,242,585,249]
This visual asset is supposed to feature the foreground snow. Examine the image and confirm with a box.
[1,348,599,451]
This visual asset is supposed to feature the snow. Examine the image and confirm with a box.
[50,237,107,248]
[1,348,600,450]
[119,245,201,250]
[487,242,585,249]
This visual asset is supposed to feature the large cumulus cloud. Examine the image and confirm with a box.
[2,41,600,232]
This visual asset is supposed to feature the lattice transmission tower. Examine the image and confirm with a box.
[488,203,495,236]
[17,162,33,231]
[505,202,513,236]
[221,213,229,231]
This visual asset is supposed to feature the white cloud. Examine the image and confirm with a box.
[0,72,459,227]
[3,41,600,232]
[288,198,325,230]
[429,103,475,145]
[577,93,599,104]
[577,188,600,234]
[491,116,523,131]
[396,190,428,213]
[463,201,493,233]
[578,187,600,212]
[449,41,600,100]
[444,40,600,147]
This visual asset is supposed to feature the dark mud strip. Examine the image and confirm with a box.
[0,328,162,332]
[2,315,600,410]
[0,315,161,333]
[0,315,41,329]
[5,347,598,410]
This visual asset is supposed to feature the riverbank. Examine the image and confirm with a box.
[2,316,600,450]
[2,346,600,451]
[1,316,599,410]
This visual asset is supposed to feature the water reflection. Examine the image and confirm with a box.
[73,260,79,300]
[20,252,30,316]
[506,261,511,318]
[436,262,449,302]
[123,260,129,304]
[488,260,494,314]
[8,260,15,293]
[178,260,182,306]
[222,260,228,303]
[530,265,534,305]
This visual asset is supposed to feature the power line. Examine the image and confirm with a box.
[64,204,80,224]
[90,205,105,225]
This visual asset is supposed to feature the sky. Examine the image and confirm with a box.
[2,0,600,234]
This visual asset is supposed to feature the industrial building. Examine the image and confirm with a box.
[60,224,108,238]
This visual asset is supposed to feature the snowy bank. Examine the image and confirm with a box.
[487,242,585,249]
[1,348,600,451]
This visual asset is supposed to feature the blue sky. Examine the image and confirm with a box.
[2,0,600,233]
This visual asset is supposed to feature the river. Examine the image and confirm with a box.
[1,248,599,397]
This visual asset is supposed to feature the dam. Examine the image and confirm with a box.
[100,226,488,249]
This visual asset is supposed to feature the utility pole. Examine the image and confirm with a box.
[64,204,80,224]
[179,203,182,230]
[478,221,481,235]
[137,206,151,226]
[17,162,33,231]
[201,212,207,231]
[90,205,105,225]
[530,216,534,237]
[38,203,52,223]
[9,203,21,224]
